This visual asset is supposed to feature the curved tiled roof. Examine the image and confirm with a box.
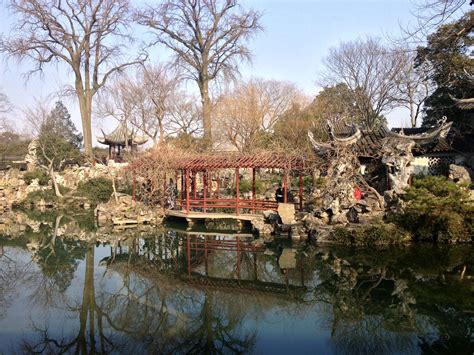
[322,120,455,157]
[98,121,148,146]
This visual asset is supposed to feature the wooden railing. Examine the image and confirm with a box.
[178,197,279,215]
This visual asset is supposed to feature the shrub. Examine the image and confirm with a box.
[314,177,326,188]
[24,170,50,186]
[302,176,313,189]
[330,224,408,245]
[118,180,133,195]
[76,177,113,204]
[238,179,265,194]
[25,184,70,205]
[392,176,473,243]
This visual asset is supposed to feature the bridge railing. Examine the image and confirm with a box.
[177,197,279,214]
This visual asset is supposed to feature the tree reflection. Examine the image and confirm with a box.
[20,232,261,354]
[0,241,33,320]
[22,243,123,353]
[5,224,473,354]
[169,291,256,354]
[308,245,474,354]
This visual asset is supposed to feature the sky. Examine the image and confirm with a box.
[0,0,438,141]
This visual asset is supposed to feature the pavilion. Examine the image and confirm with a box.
[97,121,148,160]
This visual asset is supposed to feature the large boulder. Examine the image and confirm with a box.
[449,164,472,184]
[95,195,163,227]
[279,248,297,269]
[277,203,296,224]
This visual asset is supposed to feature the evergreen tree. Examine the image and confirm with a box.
[40,101,83,149]
[416,11,474,131]
[37,102,83,196]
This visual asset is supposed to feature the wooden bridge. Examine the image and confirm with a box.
[165,209,264,226]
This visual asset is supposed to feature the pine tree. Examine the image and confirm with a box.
[40,101,83,149]
[416,11,474,131]
[37,102,83,197]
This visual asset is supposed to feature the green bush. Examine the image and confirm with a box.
[314,177,326,188]
[24,170,50,186]
[392,176,473,243]
[76,177,113,204]
[118,180,133,195]
[25,184,70,205]
[302,176,313,188]
[238,179,264,194]
[330,224,408,245]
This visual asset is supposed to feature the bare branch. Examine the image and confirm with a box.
[0,0,145,158]
[136,0,262,143]
[320,37,405,128]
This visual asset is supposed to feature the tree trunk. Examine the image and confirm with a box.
[77,89,94,160]
[158,116,165,145]
[49,166,63,198]
[199,79,212,148]
[111,175,118,203]
[410,102,416,128]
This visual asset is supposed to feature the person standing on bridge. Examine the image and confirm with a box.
[275,183,284,203]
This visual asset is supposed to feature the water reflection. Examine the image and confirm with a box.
[0,215,472,354]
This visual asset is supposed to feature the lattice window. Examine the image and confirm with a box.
[427,156,455,175]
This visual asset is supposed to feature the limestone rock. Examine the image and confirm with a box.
[277,203,296,225]
[252,218,273,235]
[449,164,472,184]
[95,195,163,227]
[279,248,297,269]
[331,212,349,225]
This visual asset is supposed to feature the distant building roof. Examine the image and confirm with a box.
[97,121,148,147]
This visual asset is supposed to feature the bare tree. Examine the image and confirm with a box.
[22,98,50,137]
[97,63,185,145]
[321,37,404,128]
[137,0,262,146]
[213,78,303,152]
[401,0,470,43]
[0,90,13,132]
[168,95,203,137]
[0,0,144,159]
[138,64,183,144]
[393,51,432,127]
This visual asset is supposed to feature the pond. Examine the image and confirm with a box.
[0,217,473,354]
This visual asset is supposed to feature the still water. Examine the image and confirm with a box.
[0,216,473,354]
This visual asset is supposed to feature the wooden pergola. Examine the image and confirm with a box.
[171,153,309,215]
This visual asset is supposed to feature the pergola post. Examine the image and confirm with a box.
[283,170,288,203]
[132,174,136,202]
[187,235,191,275]
[192,171,197,199]
[185,169,190,213]
[299,173,303,211]
[235,167,240,215]
[252,168,256,214]
[236,236,241,280]
[180,170,184,206]
[203,170,207,213]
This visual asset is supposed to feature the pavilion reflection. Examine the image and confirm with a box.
[3,223,471,354]
[102,230,309,299]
